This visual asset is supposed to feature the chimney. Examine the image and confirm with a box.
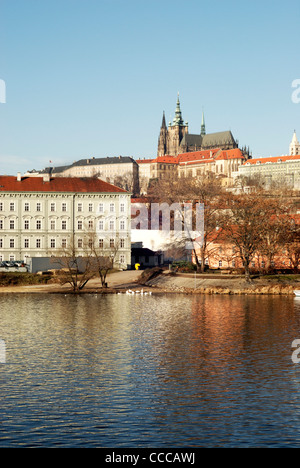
[43,174,50,182]
[17,172,22,182]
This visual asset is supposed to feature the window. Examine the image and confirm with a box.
[0,220,3,230]
[219,261,223,268]
[62,220,67,230]
[62,239,67,249]
[120,255,125,264]
[62,203,67,212]
[24,220,30,230]
[36,220,42,230]
[77,203,83,212]
[36,203,41,212]
[88,203,93,212]
[50,239,56,249]
[78,239,83,248]
[50,220,56,230]
[10,220,15,230]
[0,239,3,248]
[88,239,93,249]
[98,220,104,231]
[110,239,115,248]
[88,220,94,230]
[9,239,15,248]
[120,238,125,248]
[36,239,41,249]
[99,239,104,249]
[77,221,83,230]
[24,202,30,212]
[10,202,15,212]
[109,203,115,213]
[24,239,29,248]
[9,255,15,262]
[120,203,125,213]
[109,220,114,231]
[50,203,56,212]
[99,203,104,213]
[120,220,125,230]
[0,202,3,212]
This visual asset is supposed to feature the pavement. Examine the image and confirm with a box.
[0,269,143,293]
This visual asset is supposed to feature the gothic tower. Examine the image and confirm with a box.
[157,111,168,157]
[157,94,189,156]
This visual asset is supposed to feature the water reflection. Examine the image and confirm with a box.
[1,294,300,447]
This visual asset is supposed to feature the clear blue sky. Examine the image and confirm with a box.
[0,0,299,175]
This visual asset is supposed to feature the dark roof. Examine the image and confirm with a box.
[201,131,236,148]
[131,247,157,256]
[180,134,203,147]
[180,131,237,150]
[0,176,128,193]
[71,156,136,167]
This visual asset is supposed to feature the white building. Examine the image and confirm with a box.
[25,156,139,195]
[0,174,131,267]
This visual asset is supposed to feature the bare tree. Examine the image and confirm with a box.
[85,229,121,288]
[220,192,284,282]
[147,172,224,272]
[53,235,96,292]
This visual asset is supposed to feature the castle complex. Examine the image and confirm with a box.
[157,95,251,159]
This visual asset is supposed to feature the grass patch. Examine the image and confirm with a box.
[0,272,52,287]
[261,274,300,283]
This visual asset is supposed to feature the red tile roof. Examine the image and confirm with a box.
[151,155,179,164]
[178,148,244,166]
[0,176,128,193]
[243,155,300,165]
[136,159,154,164]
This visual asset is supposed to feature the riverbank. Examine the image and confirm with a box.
[0,269,299,295]
[144,271,300,295]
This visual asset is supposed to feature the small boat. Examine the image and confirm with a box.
[294,291,300,297]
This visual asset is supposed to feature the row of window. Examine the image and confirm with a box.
[0,237,127,249]
[0,219,128,231]
[0,201,127,213]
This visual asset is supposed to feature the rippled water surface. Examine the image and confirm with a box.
[1,293,300,447]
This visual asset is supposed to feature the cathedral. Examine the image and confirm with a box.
[157,95,251,158]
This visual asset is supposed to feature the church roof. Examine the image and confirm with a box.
[201,131,236,148]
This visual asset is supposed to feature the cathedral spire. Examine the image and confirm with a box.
[161,111,167,129]
[201,111,206,136]
[172,93,185,127]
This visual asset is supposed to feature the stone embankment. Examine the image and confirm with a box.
[140,270,298,295]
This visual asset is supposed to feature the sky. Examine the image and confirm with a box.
[0,0,299,175]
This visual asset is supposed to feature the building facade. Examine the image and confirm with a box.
[238,154,300,189]
[0,175,131,268]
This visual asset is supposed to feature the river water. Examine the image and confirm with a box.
[1,293,300,448]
